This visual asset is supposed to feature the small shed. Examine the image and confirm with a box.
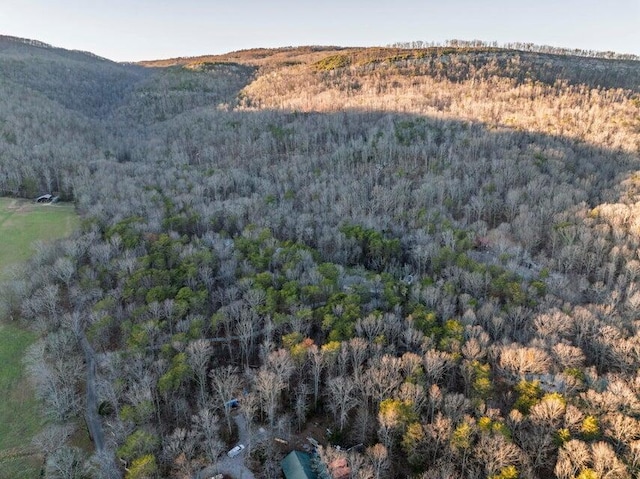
[281,451,317,479]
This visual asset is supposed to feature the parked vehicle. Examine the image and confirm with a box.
[224,398,239,409]
[227,444,245,458]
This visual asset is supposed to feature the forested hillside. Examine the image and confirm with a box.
[2,37,640,479]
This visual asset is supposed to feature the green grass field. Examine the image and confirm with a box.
[0,198,78,277]
[0,323,43,478]
[0,197,79,478]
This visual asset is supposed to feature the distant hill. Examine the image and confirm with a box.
[0,35,149,118]
[0,36,257,198]
[140,45,640,92]
[1,36,638,198]
[0,35,111,62]
[137,45,348,68]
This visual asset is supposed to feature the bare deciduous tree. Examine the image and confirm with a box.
[326,376,358,432]
[209,365,242,435]
[366,443,389,479]
[254,367,285,430]
[186,339,212,406]
[192,408,224,462]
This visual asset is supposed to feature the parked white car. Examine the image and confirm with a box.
[227,444,245,458]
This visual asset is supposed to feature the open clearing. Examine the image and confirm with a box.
[0,197,78,478]
[0,323,42,479]
[0,198,78,277]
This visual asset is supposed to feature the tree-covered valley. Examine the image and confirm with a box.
[1,34,640,479]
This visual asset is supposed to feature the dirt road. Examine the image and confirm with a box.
[196,415,268,479]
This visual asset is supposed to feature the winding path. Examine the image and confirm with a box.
[79,331,121,479]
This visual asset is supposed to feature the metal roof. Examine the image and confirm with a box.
[281,451,317,479]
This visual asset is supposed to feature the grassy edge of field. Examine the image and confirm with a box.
[0,197,79,479]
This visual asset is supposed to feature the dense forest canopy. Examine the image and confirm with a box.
[1,35,640,479]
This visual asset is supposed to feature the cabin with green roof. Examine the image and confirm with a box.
[281,450,317,479]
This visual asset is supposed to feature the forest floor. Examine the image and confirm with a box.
[0,197,78,479]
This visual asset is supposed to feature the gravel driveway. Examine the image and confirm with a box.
[195,414,267,479]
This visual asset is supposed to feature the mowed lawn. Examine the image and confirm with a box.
[0,197,79,478]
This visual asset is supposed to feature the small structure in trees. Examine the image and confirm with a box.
[281,451,317,479]
[224,398,239,409]
[35,194,59,203]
